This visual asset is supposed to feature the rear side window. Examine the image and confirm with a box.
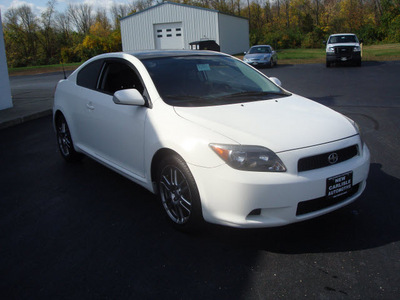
[76,60,103,89]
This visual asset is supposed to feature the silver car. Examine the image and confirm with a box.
[243,45,277,68]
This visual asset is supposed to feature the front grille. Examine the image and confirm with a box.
[298,145,358,172]
[296,183,360,216]
[334,46,353,55]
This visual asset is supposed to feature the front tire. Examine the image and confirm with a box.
[326,60,331,68]
[157,154,203,231]
[55,114,82,162]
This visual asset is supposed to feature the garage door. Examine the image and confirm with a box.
[154,23,183,50]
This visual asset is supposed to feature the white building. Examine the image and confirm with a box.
[120,1,249,55]
[0,12,13,111]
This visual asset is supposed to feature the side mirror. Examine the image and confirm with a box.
[244,51,247,55]
[269,77,282,86]
[113,89,146,106]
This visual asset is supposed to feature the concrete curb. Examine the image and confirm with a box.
[0,109,52,130]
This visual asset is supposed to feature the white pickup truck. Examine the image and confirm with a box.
[325,33,363,67]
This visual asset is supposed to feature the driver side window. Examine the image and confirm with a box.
[99,60,144,95]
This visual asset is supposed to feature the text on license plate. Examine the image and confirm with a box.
[326,171,353,199]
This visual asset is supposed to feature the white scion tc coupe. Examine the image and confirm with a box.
[53,50,370,231]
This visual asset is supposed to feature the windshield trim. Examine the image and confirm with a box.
[328,35,358,44]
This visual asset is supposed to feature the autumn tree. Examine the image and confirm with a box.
[3,5,39,66]
[76,19,122,60]
[68,3,94,36]
[38,0,58,64]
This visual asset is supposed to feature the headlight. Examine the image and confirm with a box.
[263,55,270,60]
[353,46,361,52]
[327,47,335,53]
[209,144,286,172]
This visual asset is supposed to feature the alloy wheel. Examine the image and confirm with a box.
[159,165,192,224]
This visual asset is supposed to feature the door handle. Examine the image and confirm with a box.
[86,102,95,110]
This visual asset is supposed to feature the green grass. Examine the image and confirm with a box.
[9,62,82,76]
[277,48,325,60]
[362,43,400,60]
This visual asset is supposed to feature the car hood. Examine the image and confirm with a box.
[327,42,359,48]
[174,94,356,153]
[244,53,271,59]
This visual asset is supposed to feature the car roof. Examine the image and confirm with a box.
[126,50,228,60]
[250,45,272,48]
[329,33,356,37]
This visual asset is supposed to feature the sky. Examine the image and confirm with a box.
[0,0,133,20]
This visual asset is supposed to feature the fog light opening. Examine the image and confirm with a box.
[248,209,261,216]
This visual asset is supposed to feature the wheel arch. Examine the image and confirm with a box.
[150,148,182,194]
[53,109,66,133]
[53,109,64,125]
[151,147,204,230]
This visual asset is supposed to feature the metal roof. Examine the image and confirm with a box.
[120,1,247,22]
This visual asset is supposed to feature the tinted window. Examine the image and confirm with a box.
[99,60,144,95]
[142,55,289,107]
[329,35,357,44]
[77,59,103,89]
[249,46,271,54]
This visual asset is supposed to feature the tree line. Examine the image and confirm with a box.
[2,0,399,68]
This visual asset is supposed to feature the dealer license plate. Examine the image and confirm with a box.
[326,171,353,199]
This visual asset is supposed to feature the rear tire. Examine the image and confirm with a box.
[55,114,82,162]
[157,154,203,232]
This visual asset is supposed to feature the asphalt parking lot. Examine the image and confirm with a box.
[1,61,399,299]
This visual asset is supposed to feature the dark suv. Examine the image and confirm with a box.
[325,33,362,67]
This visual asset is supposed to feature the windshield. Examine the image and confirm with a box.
[248,46,272,54]
[141,55,289,107]
[329,35,358,44]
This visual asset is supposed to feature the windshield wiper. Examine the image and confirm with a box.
[221,91,289,98]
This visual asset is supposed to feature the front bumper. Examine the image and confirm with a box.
[244,60,270,67]
[326,51,361,63]
[190,136,370,228]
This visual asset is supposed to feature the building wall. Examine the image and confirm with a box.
[218,13,249,55]
[0,13,13,111]
[120,2,249,55]
[121,3,219,52]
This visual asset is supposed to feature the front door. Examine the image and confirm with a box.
[84,59,148,178]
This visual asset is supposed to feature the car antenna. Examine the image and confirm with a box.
[61,60,67,79]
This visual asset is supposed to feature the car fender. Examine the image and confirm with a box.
[143,101,237,179]
[53,79,87,153]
